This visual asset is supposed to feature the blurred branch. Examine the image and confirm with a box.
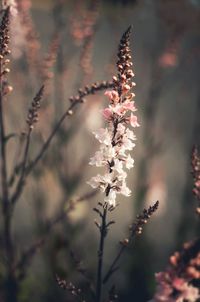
[25,80,114,176]
[13,190,98,280]
[103,201,159,284]
[10,86,44,205]
[55,275,86,302]
[70,250,96,299]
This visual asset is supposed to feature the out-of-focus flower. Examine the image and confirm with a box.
[153,239,200,302]
[154,271,199,302]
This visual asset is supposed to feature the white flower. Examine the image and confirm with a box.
[117,123,126,134]
[122,136,136,150]
[89,151,104,166]
[102,173,113,185]
[120,184,131,196]
[117,146,127,157]
[113,159,124,174]
[87,173,112,192]
[104,145,116,160]
[117,170,127,181]
[125,154,134,169]
[104,190,116,207]
[87,175,101,189]
[93,128,111,145]
[126,128,137,141]
[177,283,200,302]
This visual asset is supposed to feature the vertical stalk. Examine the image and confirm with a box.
[0,48,17,302]
[95,204,108,302]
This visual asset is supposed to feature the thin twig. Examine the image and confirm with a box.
[13,190,98,280]
[25,80,114,176]
[10,129,31,205]
[103,244,125,285]
[11,85,44,205]
[103,201,159,284]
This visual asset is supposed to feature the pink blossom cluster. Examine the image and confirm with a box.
[87,85,139,207]
[153,270,200,302]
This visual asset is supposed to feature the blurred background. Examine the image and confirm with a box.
[0,0,200,301]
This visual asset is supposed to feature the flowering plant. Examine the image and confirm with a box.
[88,27,139,207]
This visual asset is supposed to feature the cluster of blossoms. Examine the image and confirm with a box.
[153,239,200,302]
[88,27,140,207]
[154,271,199,302]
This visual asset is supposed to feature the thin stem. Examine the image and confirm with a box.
[25,80,113,176]
[96,203,108,302]
[11,129,31,204]
[103,245,125,284]
[13,190,97,280]
[0,55,17,302]
[0,59,9,219]
[25,105,72,176]
[103,200,159,284]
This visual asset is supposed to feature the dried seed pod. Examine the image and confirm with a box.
[26,86,44,131]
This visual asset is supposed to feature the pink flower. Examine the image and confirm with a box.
[122,101,137,112]
[105,90,119,103]
[112,104,124,115]
[102,108,112,120]
[172,278,185,290]
[129,114,140,127]
[179,284,200,302]
[154,271,200,302]
[122,84,131,94]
